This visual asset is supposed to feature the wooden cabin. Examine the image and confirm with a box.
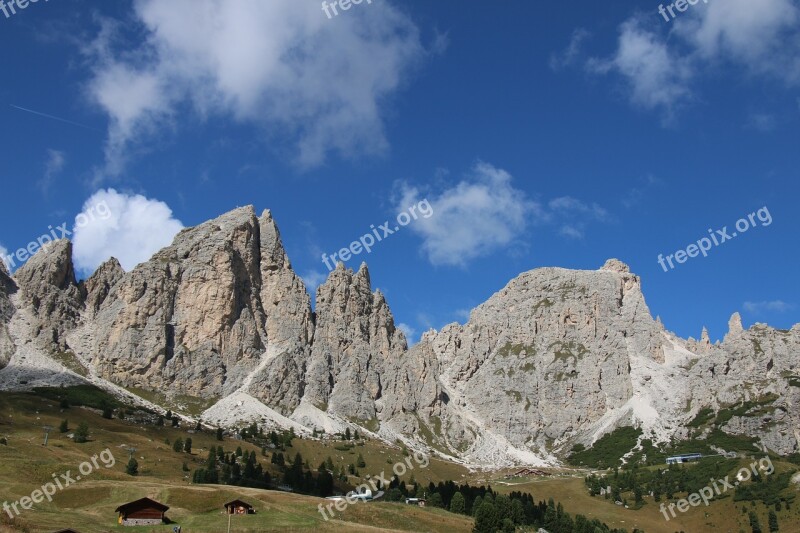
[224,499,255,515]
[114,497,169,526]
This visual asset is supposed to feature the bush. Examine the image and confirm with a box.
[59,420,69,433]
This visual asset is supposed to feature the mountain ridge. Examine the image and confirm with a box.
[1,205,798,468]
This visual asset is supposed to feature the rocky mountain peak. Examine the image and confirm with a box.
[600,258,631,273]
[83,257,125,317]
[728,312,744,336]
[12,239,83,351]
[259,209,291,271]
[14,239,78,292]
[2,207,798,468]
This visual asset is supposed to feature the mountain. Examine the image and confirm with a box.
[1,206,798,468]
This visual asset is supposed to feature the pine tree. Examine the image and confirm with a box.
[184,437,192,453]
[750,511,763,533]
[59,419,69,433]
[74,422,89,443]
[450,492,466,514]
[126,458,139,476]
[345,428,351,440]
[173,438,184,452]
[357,453,366,468]
[473,501,500,533]
[768,510,779,532]
[472,496,484,517]
[216,427,224,441]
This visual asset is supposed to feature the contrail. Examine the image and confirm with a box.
[9,104,100,131]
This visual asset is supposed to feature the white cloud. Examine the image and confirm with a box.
[587,18,693,121]
[300,270,328,294]
[39,149,65,194]
[397,323,416,344]
[397,163,611,266]
[72,188,184,273]
[397,162,542,267]
[86,0,426,175]
[589,0,800,120]
[674,0,800,80]
[743,300,794,314]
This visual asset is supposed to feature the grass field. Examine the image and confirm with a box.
[489,466,800,533]
[3,389,800,533]
[0,391,474,533]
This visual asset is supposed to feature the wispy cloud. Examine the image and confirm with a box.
[550,28,590,70]
[397,323,417,344]
[746,113,777,132]
[549,196,610,239]
[38,149,65,195]
[0,243,9,273]
[300,270,328,294]
[622,174,664,209]
[587,17,693,123]
[586,0,800,122]
[743,300,794,314]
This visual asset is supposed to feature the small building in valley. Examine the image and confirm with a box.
[666,453,702,465]
[115,497,170,526]
[224,499,255,515]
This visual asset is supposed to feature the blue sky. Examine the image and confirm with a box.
[1,0,798,343]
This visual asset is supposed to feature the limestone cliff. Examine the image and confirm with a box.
[1,207,798,467]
